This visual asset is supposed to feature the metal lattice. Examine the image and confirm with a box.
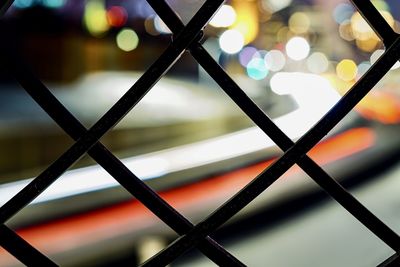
[0,0,399,266]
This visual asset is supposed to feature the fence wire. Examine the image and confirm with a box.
[0,0,399,266]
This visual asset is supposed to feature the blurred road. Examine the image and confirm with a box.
[174,161,400,267]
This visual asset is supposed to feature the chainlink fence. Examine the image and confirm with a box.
[0,0,399,266]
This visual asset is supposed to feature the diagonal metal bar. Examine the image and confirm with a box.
[0,0,398,264]
[0,0,224,224]
[350,0,398,47]
[0,1,243,265]
[0,0,14,17]
[0,0,243,266]
[378,253,400,267]
[0,225,57,266]
[192,45,400,266]
[0,40,244,267]
[142,35,400,266]
[194,42,400,264]
[148,0,400,262]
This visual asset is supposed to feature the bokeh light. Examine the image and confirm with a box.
[379,11,395,29]
[370,49,400,70]
[219,29,245,54]
[253,50,268,59]
[306,52,329,74]
[289,12,310,34]
[351,12,374,41]
[277,26,290,43]
[239,46,258,67]
[370,49,384,65]
[356,38,380,52]
[336,59,357,82]
[144,16,160,36]
[333,3,354,24]
[42,0,65,9]
[154,16,171,34]
[359,10,391,51]
[107,6,128,28]
[13,0,34,9]
[84,1,110,37]
[264,50,286,72]
[209,5,236,28]
[286,37,310,61]
[116,28,139,52]
[246,58,269,80]
[231,0,259,44]
[371,0,390,11]
[351,11,393,44]
[339,20,355,41]
[262,0,292,12]
[357,61,371,79]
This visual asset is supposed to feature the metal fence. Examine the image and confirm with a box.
[0,0,399,266]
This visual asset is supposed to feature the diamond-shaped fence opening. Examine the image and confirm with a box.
[0,0,399,266]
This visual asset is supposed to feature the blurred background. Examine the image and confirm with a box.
[1,0,400,266]
[1,0,400,181]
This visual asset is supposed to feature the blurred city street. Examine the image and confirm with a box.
[175,160,400,267]
[1,0,400,266]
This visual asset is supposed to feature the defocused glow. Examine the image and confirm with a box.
[370,49,400,70]
[339,20,355,41]
[266,21,284,34]
[137,238,167,264]
[210,5,236,28]
[107,6,128,28]
[352,9,393,52]
[333,3,354,24]
[239,46,257,67]
[144,15,159,36]
[116,28,139,52]
[264,50,286,72]
[289,12,310,34]
[336,59,358,81]
[270,72,341,137]
[0,72,345,207]
[351,12,374,41]
[370,49,382,65]
[84,1,110,37]
[286,37,310,61]
[0,126,373,214]
[154,16,171,34]
[356,92,400,124]
[379,11,395,30]
[231,0,258,44]
[306,52,329,74]
[246,58,269,80]
[42,0,63,8]
[277,26,290,43]
[219,29,244,54]
[357,61,371,79]
[355,38,379,52]
[13,0,34,9]
[370,49,385,66]
[253,50,268,59]
[371,0,390,11]
[0,154,171,205]
[351,11,393,42]
[42,0,65,8]
[262,0,292,12]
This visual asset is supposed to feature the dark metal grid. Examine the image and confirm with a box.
[0,4,243,267]
[0,1,243,266]
[0,0,398,266]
